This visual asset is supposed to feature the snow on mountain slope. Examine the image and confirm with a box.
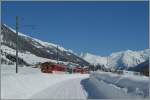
[1,45,56,65]
[81,49,149,69]
[4,24,77,54]
[80,52,107,66]
[1,53,14,65]
[1,24,89,66]
[128,60,149,76]
[3,24,68,51]
[109,49,149,69]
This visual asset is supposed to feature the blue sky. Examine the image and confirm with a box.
[2,1,149,56]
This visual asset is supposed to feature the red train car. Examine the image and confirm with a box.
[51,64,66,72]
[40,62,66,73]
[40,62,54,73]
[73,67,89,74]
[73,67,82,73]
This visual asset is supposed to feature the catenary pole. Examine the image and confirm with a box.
[57,45,59,64]
[16,16,19,73]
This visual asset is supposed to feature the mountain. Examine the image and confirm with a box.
[128,60,149,76]
[80,52,107,66]
[81,49,149,69]
[1,24,89,66]
[1,24,149,69]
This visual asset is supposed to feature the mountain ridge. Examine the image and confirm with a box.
[1,24,89,66]
[80,49,149,69]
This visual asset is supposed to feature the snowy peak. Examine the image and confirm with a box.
[119,49,149,67]
[80,52,107,66]
[81,49,149,69]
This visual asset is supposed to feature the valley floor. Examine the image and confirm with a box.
[1,65,149,99]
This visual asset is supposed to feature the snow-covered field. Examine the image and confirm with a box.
[1,65,149,99]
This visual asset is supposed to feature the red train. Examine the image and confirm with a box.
[40,62,89,74]
[40,62,66,73]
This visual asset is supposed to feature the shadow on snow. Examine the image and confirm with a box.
[80,78,107,99]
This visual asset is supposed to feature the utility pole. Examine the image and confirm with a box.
[107,56,109,67]
[16,16,19,73]
[57,45,59,64]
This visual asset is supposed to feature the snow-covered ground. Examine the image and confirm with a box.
[1,65,149,99]
[89,71,149,99]
[1,65,89,99]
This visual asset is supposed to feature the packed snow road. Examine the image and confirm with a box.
[30,76,88,99]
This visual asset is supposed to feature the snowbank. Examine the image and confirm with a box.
[89,71,149,98]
